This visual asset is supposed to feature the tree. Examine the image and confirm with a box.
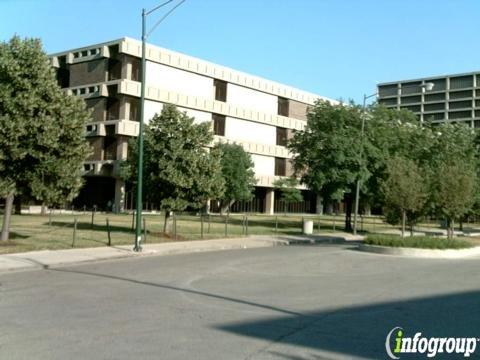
[288,100,364,231]
[122,104,225,231]
[273,177,303,214]
[429,124,478,239]
[213,142,256,213]
[0,36,90,241]
[381,156,428,237]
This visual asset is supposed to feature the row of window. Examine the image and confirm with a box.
[73,48,100,59]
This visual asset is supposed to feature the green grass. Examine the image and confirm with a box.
[1,211,474,254]
[0,212,336,254]
[365,234,474,249]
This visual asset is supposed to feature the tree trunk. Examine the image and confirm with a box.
[41,203,47,216]
[401,209,406,238]
[1,192,15,241]
[450,219,455,240]
[220,200,235,215]
[344,195,353,232]
[163,211,171,233]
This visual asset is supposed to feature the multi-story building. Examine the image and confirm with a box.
[378,71,480,127]
[49,37,334,214]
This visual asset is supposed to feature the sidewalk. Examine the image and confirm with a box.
[0,232,363,274]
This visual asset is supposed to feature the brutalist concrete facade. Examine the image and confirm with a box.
[50,37,334,213]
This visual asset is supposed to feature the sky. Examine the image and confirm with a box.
[1,0,479,103]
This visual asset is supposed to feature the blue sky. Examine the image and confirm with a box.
[1,0,479,103]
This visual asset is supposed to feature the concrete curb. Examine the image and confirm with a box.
[0,237,286,274]
[358,244,480,259]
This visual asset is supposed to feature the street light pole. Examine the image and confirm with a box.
[352,93,375,236]
[134,0,186,252]
[352,82,435,235]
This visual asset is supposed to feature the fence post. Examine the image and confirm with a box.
[174,213,177,241]
[49,209,52,227]
[131,210,135,231]
[246,215,249,236]
[224,214,228,237]
[317,216,321,232]
[361,215,364,232]
[106,217,111,246]
[91,205,96,229]
[72,217,77,248]
[200,214,204,239]
[143,218,147,244]
[275,215,278,234]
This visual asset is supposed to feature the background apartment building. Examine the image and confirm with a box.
[378,71,480,127]
[50,37,334,214]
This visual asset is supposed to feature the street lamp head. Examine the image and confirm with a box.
[424,82,435,91]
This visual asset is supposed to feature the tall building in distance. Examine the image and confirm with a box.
[378,71,480,127]
[49,37,334,214]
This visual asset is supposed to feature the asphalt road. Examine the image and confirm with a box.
[1,244,480,359]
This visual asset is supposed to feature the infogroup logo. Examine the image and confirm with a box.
[385,327,478,359]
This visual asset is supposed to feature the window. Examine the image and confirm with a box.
[105,125,115,137]
[129,97,140,121]
[103,136,116,160]
[108,59,122,81]
[212,114,225,136]
[214,79,227,102]
[276,127,288,146]
[278,97,289,117]
[131,58,141,81]
[106,98,120,120]
[274,157,286,176]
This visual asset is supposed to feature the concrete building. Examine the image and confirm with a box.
[378,71,480,127]
[49,37,334,214]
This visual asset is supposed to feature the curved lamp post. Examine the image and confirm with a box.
[134,0,186,252]
[352,82,435,235]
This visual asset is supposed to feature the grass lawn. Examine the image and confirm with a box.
[365,234,475,249]
[0,211,470,254]
[0,212,357,254]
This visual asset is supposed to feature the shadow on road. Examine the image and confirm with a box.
[48,267,480,359]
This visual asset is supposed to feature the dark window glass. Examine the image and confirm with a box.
[212,114,225,136]
[276,127,288,146]
[108,59,122,81]
[274,157,286,176]
[129,97,140,121]
[214,79,227,102]
[106,98,119,120]
[278,97,289,116]
[131,58,141,81]
[103,136,116,160]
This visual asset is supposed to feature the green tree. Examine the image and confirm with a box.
[381,156,428,237]
[288,100,364,231]
[273,177,303,215]
[429,124,478,239]
[0,36,90,241]
[213,142,256,213]
[122,104,225,231]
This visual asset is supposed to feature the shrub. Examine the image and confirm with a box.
[365,234,473,249]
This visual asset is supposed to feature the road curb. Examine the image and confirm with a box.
[357,244,480,259]
[0,237,285,274]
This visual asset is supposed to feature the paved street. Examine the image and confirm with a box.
[1,244,480,359]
